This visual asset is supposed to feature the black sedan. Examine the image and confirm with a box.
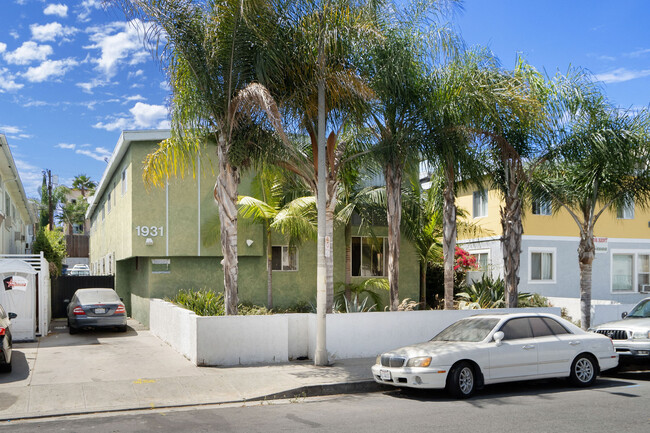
[0,303,17,373]
[66,288,127,334]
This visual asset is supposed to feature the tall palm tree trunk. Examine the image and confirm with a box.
[578,229,595,329]
[266,225,273,309]
[502,171,523,308]
[215,138,239,315]
[344,220,352,301]
[442,166,457,310]
[419,261,427,306]
[325,203,336,313]
[384,163,402,311]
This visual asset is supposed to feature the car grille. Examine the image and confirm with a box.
[381,355,406,368]
[595,329,628,340]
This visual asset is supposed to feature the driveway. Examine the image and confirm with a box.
[1,318,205,388]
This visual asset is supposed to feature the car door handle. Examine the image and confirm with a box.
[522,345,535,350]
[569,341,581,346]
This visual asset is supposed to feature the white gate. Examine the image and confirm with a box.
[0,253,50,341]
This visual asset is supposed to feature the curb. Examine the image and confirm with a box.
[0,380,387,423]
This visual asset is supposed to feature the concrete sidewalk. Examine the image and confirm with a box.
[0,319,381,421]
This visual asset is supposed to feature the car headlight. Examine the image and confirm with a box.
[632,330,650,339]
[376,355,382,365]
[406,356,432,367]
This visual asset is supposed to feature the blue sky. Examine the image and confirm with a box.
[0,0,648,199]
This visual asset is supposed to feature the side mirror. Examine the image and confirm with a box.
[120,298,124,302]
[622,312,628,319]
[8,312,17,320]
[493,331,505,346]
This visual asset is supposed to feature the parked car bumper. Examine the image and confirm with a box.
[371,363,451,389]
[613,340,650,360]
[69,315,126,329]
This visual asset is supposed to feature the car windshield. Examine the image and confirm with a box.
[627,299,650,318]
[77,289,120,304]
[431,318,501,342]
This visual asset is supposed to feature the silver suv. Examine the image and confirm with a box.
[591,298,650,362]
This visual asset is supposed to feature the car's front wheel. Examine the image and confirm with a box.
[569,354,598,387]
[446,361,476,399]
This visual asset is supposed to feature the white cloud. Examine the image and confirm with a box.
[3,41,53,65]
[9,31,20,40]
[93,102,169,131]
[30,22,78,42]
[13,158,44,198]
[595,68,650,84]
[626,48,650,58]
[0,125,22,134]
[75,146,112,162]
[124,94,145,103]
[0,68,23,92]
[84,20,150,80]
[77,0,104,23]
[56,143,76,149]
[23,58,78,82]
[0,43,6,54]
[44,4,68,18]
[127,69,144,79]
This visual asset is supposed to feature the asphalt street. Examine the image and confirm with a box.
[1,371,648,433]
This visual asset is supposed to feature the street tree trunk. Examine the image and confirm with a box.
[344,220,352,301]
[578,228,595,330]
[384,163,402,311]
[419,260,427,307]
[215,137,239,315]
[442,165,457,310]
[501,163,523,308]
[266,225,273,310]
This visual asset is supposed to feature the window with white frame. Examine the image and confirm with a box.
[532,199,552,215]
[107,190,112,213]
[121,167,127,195]
[473,190,488,218]
[271,246,298,271]
[612,251,650,292]
[352,236,387,277]
[616,199,635,219]
[529,248,555,283]
[470,251,489,271]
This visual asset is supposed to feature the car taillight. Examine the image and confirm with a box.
[115,305,126,314]
[73,306,86,315]
[0,327,5,336]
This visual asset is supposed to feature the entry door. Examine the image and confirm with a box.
[487,318,538,381]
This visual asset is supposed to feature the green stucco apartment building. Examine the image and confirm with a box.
[87,130,419,325]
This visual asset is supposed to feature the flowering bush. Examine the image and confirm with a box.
[454,246,478,271]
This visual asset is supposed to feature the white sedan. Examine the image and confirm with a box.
[371,312,618,398]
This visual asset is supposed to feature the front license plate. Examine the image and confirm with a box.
[95,308,106,314]
[380,370,391,381]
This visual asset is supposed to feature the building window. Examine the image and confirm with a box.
[532,199,551,215]
[611,252,650,293]
[617,200,635,219]
[107,191,112,213]
[271,246,298,271]
[470,251,489,271]
[352,236,387,277]
[101,203,105,221]
[529,248,555,283]
[612,254,634,292]
[473,190,488,218]
[121,167,127,196]
[152,258,171,274]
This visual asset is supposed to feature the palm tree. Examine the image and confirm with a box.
[114,0,278,315]
[72,174,97,198]
[360,0,459,311]
[533,98,650,329]
[238,167,316,309]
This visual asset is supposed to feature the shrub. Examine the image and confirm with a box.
[169,289,225,316]
[456,274,549,309]
[32,227,66,276]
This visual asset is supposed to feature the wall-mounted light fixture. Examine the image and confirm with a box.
[145,238,153,246]
[246,239,254,247]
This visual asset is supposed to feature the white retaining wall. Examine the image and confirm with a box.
[149,299,560,366]
[547,297,637,326]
